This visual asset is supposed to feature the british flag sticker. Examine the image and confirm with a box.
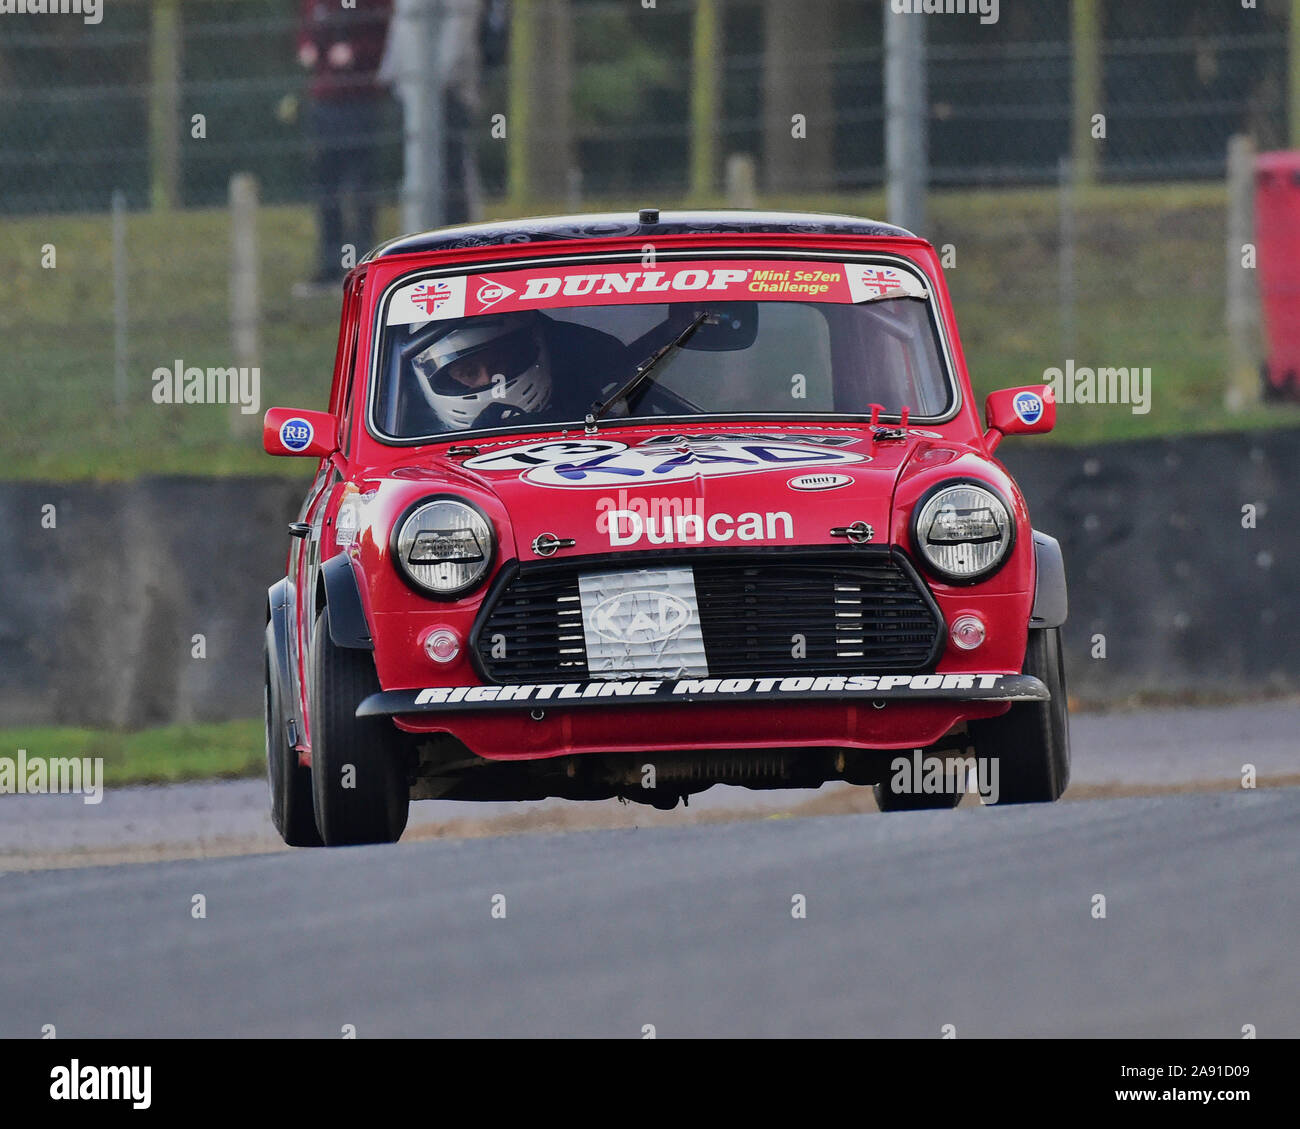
[387,274,467,325]
[412,281,452,313]
[845,263,929,304]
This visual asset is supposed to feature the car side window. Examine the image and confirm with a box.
[831,302,948,416]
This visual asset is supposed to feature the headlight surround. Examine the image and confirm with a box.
[392,496,495,598]
[912,480,1014,583]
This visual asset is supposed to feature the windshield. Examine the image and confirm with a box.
[371,258,953,440]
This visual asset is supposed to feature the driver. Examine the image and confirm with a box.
[412,311,631,432]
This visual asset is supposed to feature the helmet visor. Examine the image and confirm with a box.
[420,326,540,394]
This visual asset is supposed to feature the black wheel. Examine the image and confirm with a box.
[265,624,323,847]
[969,627,1071,805]
[308,610,410,845]
[873,764,964,812]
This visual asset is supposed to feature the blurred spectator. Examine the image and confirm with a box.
[297,0,393,287]
[381,0,508,226]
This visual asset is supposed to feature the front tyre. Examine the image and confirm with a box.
[265,624,323,847]
[308,610,410,845]
[969,627,1071,805]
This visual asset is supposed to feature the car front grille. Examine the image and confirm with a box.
[471,548,944,684]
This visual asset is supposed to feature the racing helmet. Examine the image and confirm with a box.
[412,312,551,431]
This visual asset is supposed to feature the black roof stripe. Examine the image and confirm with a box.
[366,209,916,261]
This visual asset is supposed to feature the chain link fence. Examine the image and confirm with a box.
[0,0,1291,213]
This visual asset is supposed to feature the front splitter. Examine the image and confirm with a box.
[357,673,1049,717]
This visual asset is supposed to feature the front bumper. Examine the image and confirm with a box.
[357,672,1048,717]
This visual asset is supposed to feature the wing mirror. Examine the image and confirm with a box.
[984,386,1055,452]
[263,408,338,458]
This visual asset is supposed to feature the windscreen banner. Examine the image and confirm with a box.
[385,260,930,326]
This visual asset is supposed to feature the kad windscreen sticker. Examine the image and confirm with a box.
[462,438,868,489]
[387,260,928,326]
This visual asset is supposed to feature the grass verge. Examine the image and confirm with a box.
[0,720,263,788]
[0,182,1292,480]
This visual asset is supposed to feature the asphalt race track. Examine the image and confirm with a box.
[1,702,1298,1037]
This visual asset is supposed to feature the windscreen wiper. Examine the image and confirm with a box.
[585,310,711,433]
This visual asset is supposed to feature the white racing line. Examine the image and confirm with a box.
[2,700,1298,871]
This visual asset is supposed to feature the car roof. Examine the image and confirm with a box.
[366,209,916,261]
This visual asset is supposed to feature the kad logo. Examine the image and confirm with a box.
[590,590,693,645]
[789,472,852,491]
[476,278,515,310]
[465,439,867,489]
[279,417,314,452]
[1013,391,1044,425]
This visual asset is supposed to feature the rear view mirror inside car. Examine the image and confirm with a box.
[677,302,759,351]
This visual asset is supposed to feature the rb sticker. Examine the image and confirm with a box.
[1013,392,1044,426]
[280,417,314,453]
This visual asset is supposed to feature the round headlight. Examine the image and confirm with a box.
[394,497,495,597]
[913,482,1013,583]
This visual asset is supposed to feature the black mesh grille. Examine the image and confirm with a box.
[473,549,943,684]
[475,570,589,681]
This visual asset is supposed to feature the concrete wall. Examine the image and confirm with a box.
[1001,429,1296,702]
[1,430,1295,727]
[0,477,305,728]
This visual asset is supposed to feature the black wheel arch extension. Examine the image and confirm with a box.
[267,556,371,741]
[319,553,374,650]
[1030,530,1068,629]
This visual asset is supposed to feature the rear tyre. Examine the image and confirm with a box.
[265,624,323,847]
[969,627,1071,805]
[308,610,410,845]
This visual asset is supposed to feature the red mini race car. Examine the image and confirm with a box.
[263,209,1070,846]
